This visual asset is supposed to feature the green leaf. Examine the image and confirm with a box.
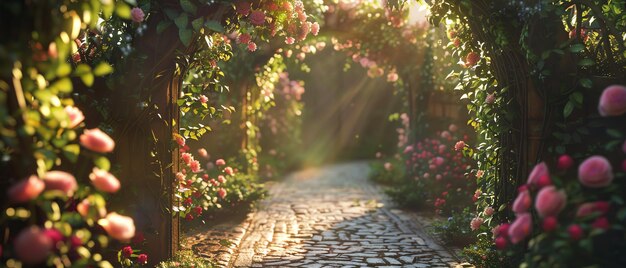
[571,92,583,105]
[63,144,80,163]
[179,28,193,46]
[180,0,197,14]
[192,18,204,31]
[606,129,622,138]
[579,78,592,88]
[569,43,586,53]
[74,64,94,86]
[577,58,595,66]
[94,156,111,171]
[115,2,131,19]
[57,63,72,77]
[157,21,172,34]
[93,62,113,76]
[204,20,224,33]
[175,13,189,29]
[164,8,178,20]
[52,78,73,93]
[563,101,575,118]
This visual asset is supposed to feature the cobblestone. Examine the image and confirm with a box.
[186,162,470,267]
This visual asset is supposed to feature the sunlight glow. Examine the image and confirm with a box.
[408,1,430,27]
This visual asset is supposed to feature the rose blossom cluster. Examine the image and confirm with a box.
[233,0,320,52]
[494,85,626,251]
[176,141,236,221]
[402,124,475,214]
[4,105,136,266]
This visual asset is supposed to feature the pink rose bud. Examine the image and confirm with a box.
[542,216,558,232]
[508,213,532,244]
[578,155,613,188]
[8,175,44,203]
[215,159,226,166]
[485,93,495,104]
[598,85,626,116]
[576,201,610,218]
[199,95,208,103]
[512,190,532,214]
[403,145,414,154]
[89,168,121,193]
[14,226,53,265]
[137,253,148,264]
[535,186,567,218]
[98,213,136,241]
[64,106,84,128]
[527,162,549,186]
[122,246,133,258]
[175,136,186,147]
[42,171,77,197]
[131,7,145,23]
[557,154,574,170]
[568,224,583,240]
[494,236,507,250]
[80,128,115,153]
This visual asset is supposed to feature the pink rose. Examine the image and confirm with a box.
[387,72,398,82]
[493,223,510,237]
[557,154,574,170]
[247,42,257,52]
[285,37,295,45]
[311,22,320,36]
[8,175,44,203]
[42,171,77,197]
[454,141,466,151]
[433,157,445,166]
[384,162,393,171]
[235,1,251,16]
[484,206,494,216]
[199,95,208,103]
[64,106,84,128]
[190,160,202,173]
[131,7,145,23]
[89,168,121,193]
[197,148,208,159]
[512,190,531,214]
[591,217,610,230]
[249,10,265,25]
[527,162,549,186]
[440,131,451,139]
[80,128,115,153]
[576,201,610,218]
[578,155,613,188]
[534,186,567,218]
[495,236,507,250]
[98,213,136,241]
[14,226,52,265]
[217,188,227,199]
[508,213,532,244]
[448,124,458,132]
[403,145,414,154]
[465,51,480,67]
[237,33,251,44]
[598,85,626,116]
[224,166,234,175]
[470,217,484,231]
[215,159,226,166]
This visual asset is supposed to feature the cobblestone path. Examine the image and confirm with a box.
[185,162,469,267]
